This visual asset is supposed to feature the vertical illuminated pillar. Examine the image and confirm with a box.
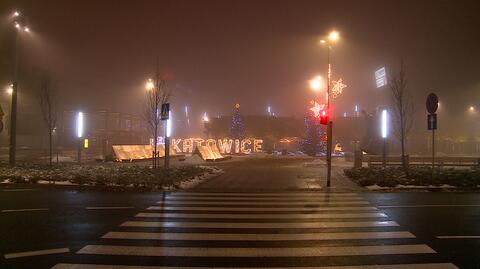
[76,112,84,164]
[381,109,388,168]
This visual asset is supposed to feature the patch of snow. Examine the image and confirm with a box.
[37,180,76,185]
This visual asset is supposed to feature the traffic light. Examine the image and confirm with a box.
[320,110,328,125]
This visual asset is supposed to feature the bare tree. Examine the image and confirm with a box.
[389,60,414,170]
[143,65,171,168]
[38,73,57,166]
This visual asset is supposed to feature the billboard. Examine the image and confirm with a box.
[375,67,387,88]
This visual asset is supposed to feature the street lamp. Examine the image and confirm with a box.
[9,10,31,167]
[145,78,154,91]
[309,75,324,92]
[6,84,13,95]
[319,30,340,187]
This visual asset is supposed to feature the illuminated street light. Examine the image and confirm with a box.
[309,75,324,91]
[13,11,20,17]
[6,84,13,95]
[166,111,172,138]
[329,31,340,42]
[469,106,475,112]
[145,78,154,91]
[15,22,20,29]
[24,27,29,32]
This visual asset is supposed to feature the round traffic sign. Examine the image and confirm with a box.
[426,93,438,114]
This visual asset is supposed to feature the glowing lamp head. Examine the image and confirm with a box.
[24,27,29,32]
[145,79,154,91]
[76,112,84,138]
[202,112,209,122]
[320,39,326,44]
[469,106,475,112]
[381,109,388,139]
[329,31,340,42]
[6,84,13,95]
[309,75,324,91]
[13,11,20,17]
[15,22,20,29]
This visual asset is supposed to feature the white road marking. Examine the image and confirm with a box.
[51,263,459,269]
[86,207,134,210]
[121,220,399,228]
[437,236,480,239]
[147,206,379,212]
[102,231,415,241]
[168,192,361,197]
[1,208,49,213]
[135,212,387,219]
[4,247,69,259]
[378,205,480,208]
[165,196,366,201]
[2,188,38,192]
[156,201,369,206]
[77,244,435,257]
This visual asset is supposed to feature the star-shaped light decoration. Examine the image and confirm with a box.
[309,101,326,118]
[331,78,347,99]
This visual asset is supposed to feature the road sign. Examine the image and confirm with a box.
[426,93,438,114]
[428,113,437,130]
[161,103,170,120]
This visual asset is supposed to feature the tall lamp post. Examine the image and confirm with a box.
[9,10,31,167]
[320,30,340,187]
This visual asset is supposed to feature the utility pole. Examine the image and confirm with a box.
[9,28,19,167]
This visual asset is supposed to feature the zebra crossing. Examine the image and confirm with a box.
[51,192,457,269]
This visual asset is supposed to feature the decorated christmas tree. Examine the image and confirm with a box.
[229,103,246,139]
[300,111,326,156]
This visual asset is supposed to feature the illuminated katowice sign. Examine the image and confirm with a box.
[150,138,263,154]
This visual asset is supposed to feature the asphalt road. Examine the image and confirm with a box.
[0,158,479,269]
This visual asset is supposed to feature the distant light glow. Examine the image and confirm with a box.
[320,39,326,44]
[309,75,324,91]
[329,31,340,41]
[24,27,29,32]
[15,22,20,29]
[184,105,188,115]
[203,112,209,122]
[375,67,387,88]
[6,84,13,95]
[354,105,359,112]
[166,111,172,137]
[469,106,475,112]
[267,106,271,114]
[343,112,347,117]
[381,109,388,139]
[145,78,154,91]
[76,112,84,138]
[13,11,20,17]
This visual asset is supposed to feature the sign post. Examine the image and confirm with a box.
[161,103,170,169]
[426,93,438,177]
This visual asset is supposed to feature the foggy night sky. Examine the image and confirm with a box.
[1,0,479,135]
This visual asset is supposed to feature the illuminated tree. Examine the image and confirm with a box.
[229,103,246,139]
[300,111,325,156]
